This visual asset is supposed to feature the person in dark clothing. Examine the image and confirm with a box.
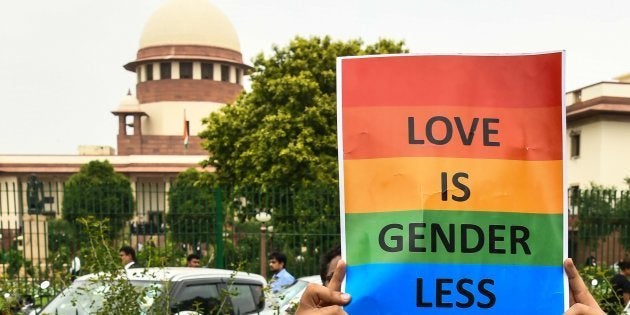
[605,260,630,315]
[119,245,138,269]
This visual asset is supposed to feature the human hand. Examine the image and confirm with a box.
[295,260,351,315]
[564,258,605,315]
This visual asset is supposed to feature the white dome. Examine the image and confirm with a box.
[139,0,241,52]
[114,91,143,113]
[119,93,139,108]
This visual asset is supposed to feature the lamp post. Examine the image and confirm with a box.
[255,211,271,278]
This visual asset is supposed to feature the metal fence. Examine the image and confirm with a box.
[0,179,340,301]
[2,179,630,302]
[568,189,630,268]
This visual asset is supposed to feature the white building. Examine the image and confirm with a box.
[566,74,630,190]
[0,0,248,260]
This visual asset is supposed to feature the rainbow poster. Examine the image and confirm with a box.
[337,53,566,315]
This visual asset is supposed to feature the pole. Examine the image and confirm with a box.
[260,224,267,278]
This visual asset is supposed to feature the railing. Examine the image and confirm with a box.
[2,180,629,305]
[0,181,341,305]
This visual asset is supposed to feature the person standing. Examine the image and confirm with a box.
[268,252,295,292]
[119,245,138,269]
[605,260,630,314]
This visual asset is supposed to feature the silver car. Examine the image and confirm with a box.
[40,267,273,315]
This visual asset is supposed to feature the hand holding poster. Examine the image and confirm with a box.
[337,53,566,315]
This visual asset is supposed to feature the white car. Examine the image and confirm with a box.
[268,275,322,315]
[40,267,274,315]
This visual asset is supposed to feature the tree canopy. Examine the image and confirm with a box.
[62,160,134,238]
[199,36,408,190]
[167,168,218,247]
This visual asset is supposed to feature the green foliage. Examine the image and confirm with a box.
[571,184,630,252]
[62,160,134,239]
[0,280,40,314]
[0,248,34,278]
[75,216,120,274]
[167,168,219,247]
[199,35,408,190]
[198,36,402,275]
[579,265,625,315]
[64,217,171,314]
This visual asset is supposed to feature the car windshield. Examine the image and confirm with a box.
[41,279,164,315]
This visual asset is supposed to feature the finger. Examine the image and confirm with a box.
[564,258,600,309]
[327,260,347,292]
[299,284,351,309]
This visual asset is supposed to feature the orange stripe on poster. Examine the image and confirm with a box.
[341,53,562,109]
[342,105,562,161]
[343,157,562,214]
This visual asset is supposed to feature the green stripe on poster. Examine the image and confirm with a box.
[346,210,562,266]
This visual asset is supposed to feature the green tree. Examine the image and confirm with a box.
[198,36,406,271]
[199,35,408,190]
[167,168,219,249]
[62,160,134,239]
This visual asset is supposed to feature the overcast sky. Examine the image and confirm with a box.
[2,0,629,154]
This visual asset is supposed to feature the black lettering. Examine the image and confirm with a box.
[489,225,506,254]
[461,224,484,253]
[416,278,433,307]
[483,118,500,147]
[436,278,453,308]
[477,279,496,308]
[409,223,426,252]
[408,117,424,144]
[441,172,448,201]
[454,117,479,145]
[426,116,452,145]
[510,225,531,255]
[431,223,455,252]
[378,224,403,252]
[455,278,475,308]
[451,172,470,202]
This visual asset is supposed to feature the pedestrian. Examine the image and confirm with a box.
[585,252,597,267]
[187,253,201,267]
[604,260,630,315]
[119,245,138,269]
[268,252,295,292]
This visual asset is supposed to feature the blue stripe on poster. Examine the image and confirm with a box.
[344,262,564,315]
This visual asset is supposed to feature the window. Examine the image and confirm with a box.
[230,284,262,314]
[235,68,241,84]
[160,62,171,80]
[221,65,230,82]
[179,62,193,79]
[146,64,153,81]
[570,131,580,158]
[137,67,142,83]
[201,63,213,79]
[569,185,580,208]
[172,284,220,314]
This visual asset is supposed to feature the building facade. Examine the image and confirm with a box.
[566,75,630,189]
[0,0,246,262]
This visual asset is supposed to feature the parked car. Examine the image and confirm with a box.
[269,275,321,315]
[40,267,273,315]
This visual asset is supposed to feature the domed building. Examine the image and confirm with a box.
[0,0,247,261]
[114,0,249,155]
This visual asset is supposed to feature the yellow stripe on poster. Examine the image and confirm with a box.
[343,157,562,214]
